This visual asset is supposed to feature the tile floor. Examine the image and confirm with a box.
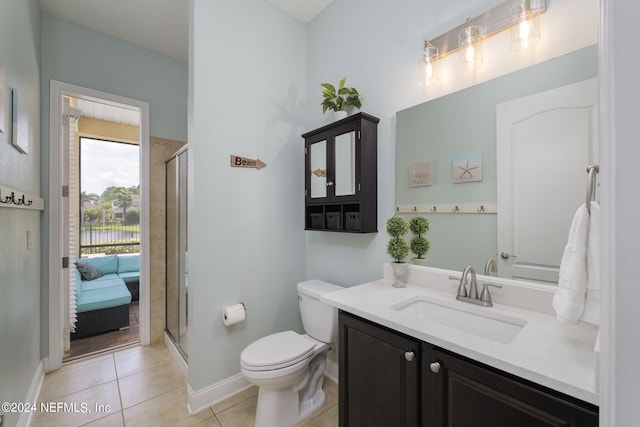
[31,342,339,427]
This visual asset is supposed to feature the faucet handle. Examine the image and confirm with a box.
[479,283,502,305]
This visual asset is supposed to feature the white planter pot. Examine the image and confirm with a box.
[412,257,428,266]
[334,110,348,121]
[391,262,408,288]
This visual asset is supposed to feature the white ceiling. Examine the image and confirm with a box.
[73,98,141,127]
[38,0,332,63]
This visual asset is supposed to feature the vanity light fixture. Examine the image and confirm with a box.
[422,40,440,86]
[510,0,543,50]
[420,0,546,80]
[459,19,484,71]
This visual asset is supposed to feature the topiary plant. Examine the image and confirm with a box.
[409,216,431,260]
[386,216,409,263]
[321,76,362,114]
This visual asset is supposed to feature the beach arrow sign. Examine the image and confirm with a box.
[230,155,267,170]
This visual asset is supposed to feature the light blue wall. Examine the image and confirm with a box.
[304,0,506,286]
[0,1,41,425]
[188,0,307,389]
[39,13,188,356]
[40,13,187,141]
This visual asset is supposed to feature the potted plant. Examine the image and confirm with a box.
[386,215,410,288]
[321,76,362,120]
[409,216,431,266]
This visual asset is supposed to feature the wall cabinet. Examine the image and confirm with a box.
[339,311,598,427]
[302,112,379,232]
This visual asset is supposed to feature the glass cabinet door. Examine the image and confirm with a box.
[310,140,328,198]
[334,130,356,197]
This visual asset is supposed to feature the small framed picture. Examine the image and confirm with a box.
[453,153,483,183]
[12,88,29,154]
[408,161,432,187]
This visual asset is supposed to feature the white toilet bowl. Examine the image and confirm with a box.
[241,331,330,427]
[239,280,343,427]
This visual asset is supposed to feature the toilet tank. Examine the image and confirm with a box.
[297,280,343,343]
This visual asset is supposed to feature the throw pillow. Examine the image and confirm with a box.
[76,261,103,281]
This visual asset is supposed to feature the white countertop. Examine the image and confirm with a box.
[321,265,599,406]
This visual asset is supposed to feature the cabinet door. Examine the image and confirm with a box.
[339,312,420,427]
[334,129,357,197]
[424,347,598,427]
[308,138,329,199]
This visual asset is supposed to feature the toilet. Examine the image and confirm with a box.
[240,279,343,427]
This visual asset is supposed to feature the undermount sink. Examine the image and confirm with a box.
[390,295,527,344]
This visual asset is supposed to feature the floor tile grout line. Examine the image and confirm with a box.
[113,354,128,426]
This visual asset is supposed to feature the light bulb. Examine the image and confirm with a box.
[518,17,530,49]
[425,62,433,81]
[465,45,475,69]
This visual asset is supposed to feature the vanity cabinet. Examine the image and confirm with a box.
[339,311,598,427]
[339,310,420,426]
[302,112,379,232]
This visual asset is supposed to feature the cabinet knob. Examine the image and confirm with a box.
[325,181,334,187]
[404,351,415,362]
[429,362,441,373]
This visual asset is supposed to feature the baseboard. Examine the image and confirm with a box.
[163,332,188,378]
[17,359,45,427]
[187,374,252,415]
[325,358,339,384]
[187,361,339,416]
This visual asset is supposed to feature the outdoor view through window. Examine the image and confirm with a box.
[80,138,140,256]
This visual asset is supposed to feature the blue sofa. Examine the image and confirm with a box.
[72,254,139,339]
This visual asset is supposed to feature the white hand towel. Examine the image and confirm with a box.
[582,201,600,325]
[552,203,589,322]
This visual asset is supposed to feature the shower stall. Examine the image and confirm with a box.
[166,146,188,358]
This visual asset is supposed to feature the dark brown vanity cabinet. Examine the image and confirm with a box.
[339,310,420,426]
[339,311,599,427]
[302,112,379,233]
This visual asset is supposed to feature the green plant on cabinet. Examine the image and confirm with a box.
[321,76,362,114]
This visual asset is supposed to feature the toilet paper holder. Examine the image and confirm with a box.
[222,302,247,326]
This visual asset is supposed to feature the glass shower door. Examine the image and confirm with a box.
[166,147,188,358]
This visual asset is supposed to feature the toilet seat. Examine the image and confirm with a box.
[240,331,317,371]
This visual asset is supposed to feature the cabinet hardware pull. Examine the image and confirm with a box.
[430,362,441,373]
[404,351,415,362]
[325,181,334,186]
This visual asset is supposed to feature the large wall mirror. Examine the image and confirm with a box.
[395,45,598,284]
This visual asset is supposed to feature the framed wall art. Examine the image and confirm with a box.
[12,87,28,154]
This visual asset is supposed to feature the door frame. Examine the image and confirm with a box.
[47,80,150,371]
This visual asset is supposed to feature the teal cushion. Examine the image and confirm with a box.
[76,261,102,280]
[81,277,125,292]
[118,272,139,283]
[83,255,119,275]
[76,285,132,312]
[117,254,139,273]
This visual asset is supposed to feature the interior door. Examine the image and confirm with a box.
[496,78,598,284]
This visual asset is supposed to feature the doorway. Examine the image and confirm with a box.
[48,80,150,371]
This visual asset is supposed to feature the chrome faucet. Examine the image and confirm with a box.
[484,258,497,276]
[457,266,478,300]
[456,265,502,307]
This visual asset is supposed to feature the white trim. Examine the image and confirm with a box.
[164,331,187,378]
[48,80,151,371]
[187,374,252,415]
[186,368,338,416]
[325,358,339,385]
[598,0,613,425]
[16,359,45,427]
